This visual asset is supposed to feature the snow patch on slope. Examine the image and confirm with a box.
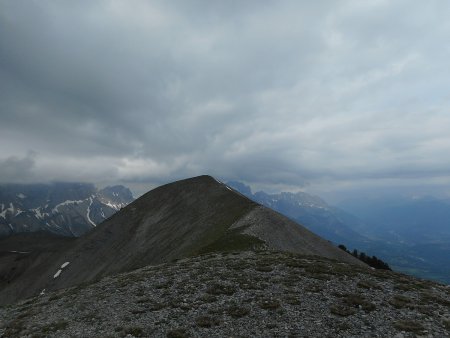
[52,199,86,213]
[32,207,49,220]
[103,201,125,211]
[0,203,16,219]
[86,197,96,227]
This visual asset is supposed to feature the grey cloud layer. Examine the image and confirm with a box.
[1,0,450,195]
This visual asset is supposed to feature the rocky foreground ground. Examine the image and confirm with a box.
[1,251,449,337]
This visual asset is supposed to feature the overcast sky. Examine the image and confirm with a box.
[1,1,450,200]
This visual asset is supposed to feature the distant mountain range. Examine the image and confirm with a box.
[227,181,369,248]
[0,182,134,238]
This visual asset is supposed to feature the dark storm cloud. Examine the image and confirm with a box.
[0,152,36,182]
[1,1,450,195]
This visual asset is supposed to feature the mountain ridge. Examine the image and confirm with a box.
[0,175,363,306]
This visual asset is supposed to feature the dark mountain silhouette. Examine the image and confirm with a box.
[0,175,364,305]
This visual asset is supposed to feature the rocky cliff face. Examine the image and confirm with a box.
[0,182,134,238]
[1,251,449,337]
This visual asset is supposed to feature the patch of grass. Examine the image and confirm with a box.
[336,321,352,331]
[189,201,259,256]
[257,251,281,266]
[79,312,102,323]
[228,261,252,271]
[126,327,144,337]
[40,320,68,333]
[22,297,37,306]
[48,293,61,302]
[130,308,147,315]
[389,295,414,309]
[154,280,173,289]
[199,231,265,254]
[417,305,434,316]
[419,291,450,306]
[16,309,35,320]
[115,326,144,337]
[197,294,217,303]
[357,280,381,290]
[442,318,450,330]
[226,304,250,318]
[305,284,324,293]
[283,294,301,305]
[330,264,354,276]
[236,276,263,290]
[167,328,189,338]
[169,297,191,310]
[206,282,237,296]
[304,263,332,275]
[136,297,152,304]
[255,264,273,272]
[195,315,220,328]
[393,320,425,333]
[266,322,278,329]
[3,319,26,337]
[330,304,356,317]
[135,298,166,311]
[125,272,146,283]
[342,294,376,312]
[285,259,309,269]
[259,298,281,310]
[134,288,146,297]
[308,273,332,281]
[394,281,429,291]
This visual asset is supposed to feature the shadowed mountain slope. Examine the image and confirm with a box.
[0,175,363,305]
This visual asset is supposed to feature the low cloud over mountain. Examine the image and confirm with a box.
[2,1,450,197]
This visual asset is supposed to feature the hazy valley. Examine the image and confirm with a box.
[228,182,450,285]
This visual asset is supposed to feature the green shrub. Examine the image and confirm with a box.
[259,298,281,310]
[206,282,236,296]
[393,320,425,333]
[330,305,356,317]
[41,320,68,333]
[389,295,413,309]
[226,304,250,318]
[195,315,220,328]
[167,328,189,338]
